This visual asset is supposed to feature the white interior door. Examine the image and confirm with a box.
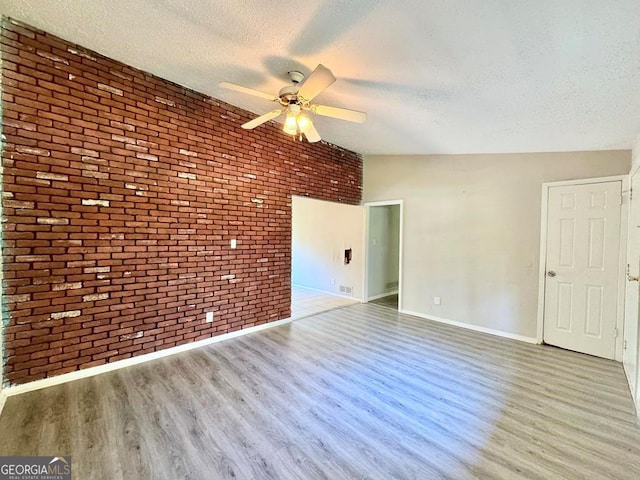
[543,181,622,359]
[624,172,640,396]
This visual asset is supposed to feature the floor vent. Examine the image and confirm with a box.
[339,285,353,295]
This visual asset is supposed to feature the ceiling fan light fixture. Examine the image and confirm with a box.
[220,64,366,143]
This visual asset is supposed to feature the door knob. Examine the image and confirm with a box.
[628,275,639,282]
[547,271,556,278]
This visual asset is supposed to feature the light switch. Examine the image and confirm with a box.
[230,239,237,249]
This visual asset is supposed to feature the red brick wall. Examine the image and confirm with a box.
[0,19,362,385]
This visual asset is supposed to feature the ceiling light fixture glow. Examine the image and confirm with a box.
[296,114,312,133]
[283,112,298,135]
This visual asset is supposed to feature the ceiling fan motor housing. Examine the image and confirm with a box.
[279,71,306,105]
[278,85,301,105]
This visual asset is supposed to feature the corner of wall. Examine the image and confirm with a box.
[632,132,640,173]
[0,390,6,419]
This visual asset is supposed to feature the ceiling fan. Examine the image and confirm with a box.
[219,64,366,143]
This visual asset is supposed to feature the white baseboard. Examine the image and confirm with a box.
[367,291,399,302]
[2,317,293,399]
[292,284,360,300]
[399,309,539,345]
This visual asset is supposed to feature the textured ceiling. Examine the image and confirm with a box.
[1,0,640,155]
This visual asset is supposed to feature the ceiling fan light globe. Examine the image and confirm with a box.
[284,113,298,135]
[296,114,312,133]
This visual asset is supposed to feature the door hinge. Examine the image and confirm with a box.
[614,328,619,338]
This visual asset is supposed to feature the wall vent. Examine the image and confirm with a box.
[339,285,353,295]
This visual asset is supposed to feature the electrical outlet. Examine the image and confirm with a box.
[331,278,335,285]
[230,239,237,249]
[434,296,441,305]
[206,311,214,323]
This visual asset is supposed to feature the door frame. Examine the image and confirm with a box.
[363,200,404,310]
[536,176,629,361]
[623,164,640,401]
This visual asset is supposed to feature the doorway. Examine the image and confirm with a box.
[291,196,364,318]
[365,201,403,310]
[538,177,627,360]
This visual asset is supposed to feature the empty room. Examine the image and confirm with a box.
[1,1,640,479]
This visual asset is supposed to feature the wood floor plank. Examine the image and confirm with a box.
[1,303,639,479]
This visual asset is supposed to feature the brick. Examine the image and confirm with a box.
[16,146,50,157]
[97,83,123,96]
[179,149,198,157]
[36,50,69,65]
[36,171,69,181]
[52,282,83,291]
[83,292,109,301]
[112,134,136,144]
[84,266,110,273]
[67,47,97,61]
[4,119,37,131]
[37,217,69,225]
[5,294,31,303]
[71,147,99,157]
[3,200,34,209]
[50,310,81,319]
[154,96,175,107]
[15,255,50,262]
[81,199,110,207]
[136,152,158,161]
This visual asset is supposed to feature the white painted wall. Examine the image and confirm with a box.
[367,205,400,299]
[364,151,631,340]
[292,196,364,299]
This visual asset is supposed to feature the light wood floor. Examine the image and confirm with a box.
[370,293,399,309]
[1,304,639,479]
[291,285,359,319]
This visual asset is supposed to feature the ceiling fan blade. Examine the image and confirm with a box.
[312,104,367,123]
[304,122,322,143]
[298,64,336,102]
[241,109,284,129]
[219,82,278,102]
